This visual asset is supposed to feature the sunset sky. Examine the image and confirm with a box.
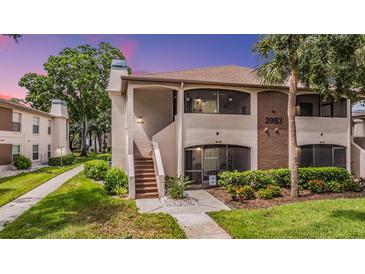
[0,34,260,99]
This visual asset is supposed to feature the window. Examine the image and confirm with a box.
[32,144,39,160]
[12,145,20,162]
[48,144,51,159]
[12,112,21,132]
[184,89,250,115]
[185,145,251,184]
[33,117,39,134]
[298,144,346,168]
[296,94,347,117]
[48,120,51,134]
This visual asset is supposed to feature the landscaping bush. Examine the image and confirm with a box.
[237,185,256,200]
[257,185,282,199]
[165,175,191,199]
[104,168,128,195]
[13,155,31,170]
[218,170,272,190]
[84,160,110,180]
[48,154,76,166]
[96,153,112,161]
[308,179,327,194]
[269,169,291,187]
[326,181,344,193]
[298,167,351,189]
[344,179,363,192]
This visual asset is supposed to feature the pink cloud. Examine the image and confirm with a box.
[0,35,13,50]
[115,37,138,63]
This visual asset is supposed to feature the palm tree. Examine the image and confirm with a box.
[254,34,363,198]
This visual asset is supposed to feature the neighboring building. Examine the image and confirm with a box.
[107,60,363,199]
[0,98,71,170]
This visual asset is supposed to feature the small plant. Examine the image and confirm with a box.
[308,179,327,194]
[326,181,344,193]
[48,154,76,166]
[84,160,110,180]
[257,185,282,199]
[96,154,112,161]
[237,185,256,200]
[343,179,363,192]
[104,168,128,195]
[13,155,31,170]
[165,176,191,199]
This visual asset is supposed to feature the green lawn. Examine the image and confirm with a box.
[0,174,186,239]
[0,156,92,207]
[209,198,365,239]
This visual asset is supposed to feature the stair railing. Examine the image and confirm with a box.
[151,141,165,198]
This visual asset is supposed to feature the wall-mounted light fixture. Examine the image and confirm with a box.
[136,116,144,124]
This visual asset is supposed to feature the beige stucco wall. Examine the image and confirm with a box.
[0,109,53,164]
[133,87,173,157]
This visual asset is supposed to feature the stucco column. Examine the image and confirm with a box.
[176,83,184,175]
[127,85,134,157]
[347,98,352,172]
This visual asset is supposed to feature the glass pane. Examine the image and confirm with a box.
[299,145,314,167]
[203,147,219,181]
[219,90,250,115]
[185,171,202,184]
[12,145,20,154]
[333,146,346,168]
[321,104,332,117]
[227,146,250,171]
[296,95,320,116]
[12,112,21,122]
[185,148,202,170]
[184,89,217,113]
[33,145,39,152]
[333,98,347,118]
[314,144,332,167]
[33,117,39,125]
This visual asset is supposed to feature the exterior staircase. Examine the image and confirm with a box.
[134,156,159,199]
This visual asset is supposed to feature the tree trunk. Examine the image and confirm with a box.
[97,133,103,153]
[94,134,97,153]
[288,69,299,198]
[80,116,88,157]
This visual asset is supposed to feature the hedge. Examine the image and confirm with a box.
[14,155,32,170]
[84,160,110,181]
[48,154,76,166]
[104,168,128,195]
[96,154,112,161]
[218,167,351,190]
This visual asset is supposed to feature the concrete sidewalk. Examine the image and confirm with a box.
[137,190,232,239]
[0,165,84,231]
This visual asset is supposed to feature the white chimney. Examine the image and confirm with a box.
[107,59,129,93]
[50,99,71,156]
[50,99,69,119]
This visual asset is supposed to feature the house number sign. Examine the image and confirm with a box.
[265,117,283,124]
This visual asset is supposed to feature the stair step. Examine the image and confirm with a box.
[136,186,158,192]
[136,182,158,187]
[136,192,159,199]
[136,179,156,184]
[135,164,154,168]
[136,174,155,179]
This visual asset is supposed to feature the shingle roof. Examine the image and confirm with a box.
[0,98,54,118]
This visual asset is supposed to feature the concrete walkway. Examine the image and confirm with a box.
[137,190,232,239]
[0,165,84,231]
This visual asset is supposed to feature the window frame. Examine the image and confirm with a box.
[33,116,40,134]
[298,144,346,168]
[12,144,21,162]
[296,94,347,118]
[48,144,51,159]
[184,89,251,115]
[12,112,21,132]
[32,144,39,160]
[48,119,52,135]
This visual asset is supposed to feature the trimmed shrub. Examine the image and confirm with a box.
[299,167,351,189]
[13,155,31,170]
[326,181,344,193]
[269,169,291,187]
[48,154,76,166]
[104,168,128,195]
[96,154,112,161]
[237,185,256,200]
[84,160,110,180]
[165,175,191,199]
[257,185,282,200]
[218,170,272,191]
[308,179,327,194]
[344,180,363,192]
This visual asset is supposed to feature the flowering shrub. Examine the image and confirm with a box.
[237,185,256,200]
[257,185,282,199]
[308,179,327,193]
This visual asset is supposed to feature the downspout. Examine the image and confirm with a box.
[177,82,184,176]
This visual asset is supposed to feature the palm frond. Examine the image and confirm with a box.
[254,61,287,85]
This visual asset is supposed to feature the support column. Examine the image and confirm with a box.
[176,83,184,176]
[346,98,352,172]
[127,85,134,157]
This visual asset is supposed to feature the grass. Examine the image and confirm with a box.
[209,198,365,239]
[0,156,93,207]
[0,174,186,239]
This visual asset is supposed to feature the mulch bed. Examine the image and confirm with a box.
[206,187,365,210]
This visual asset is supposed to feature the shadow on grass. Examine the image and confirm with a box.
[0,185,127,239]
[0,188,13,196]
[331,209,365,222]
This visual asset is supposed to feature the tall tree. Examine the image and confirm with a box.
[254,34,364,197]
[19,42,127,156]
